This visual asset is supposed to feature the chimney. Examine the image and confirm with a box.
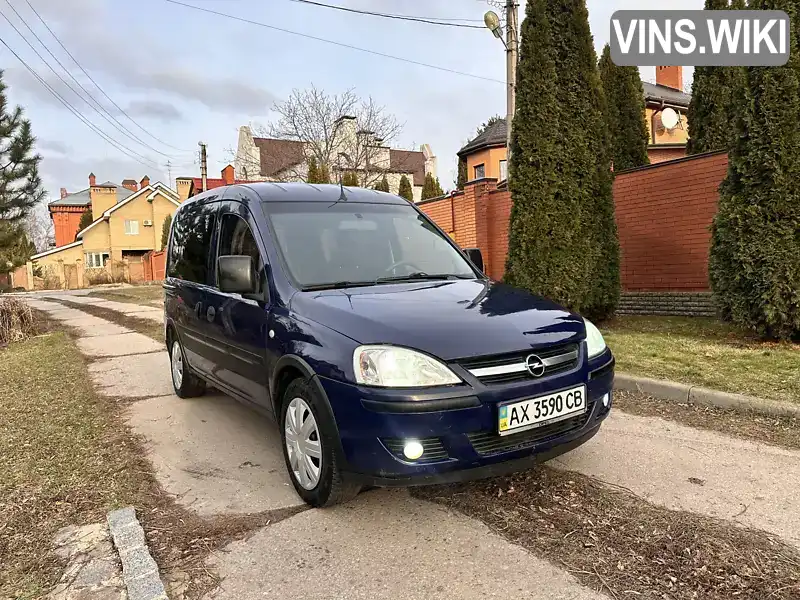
[60,187,68,199]
[89,172,96,187]
[221,164,234,185]
[140,175,150,189]
[121,179,138,192]
[656,66,683,91]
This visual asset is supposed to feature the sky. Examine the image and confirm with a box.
[1,0,701,205]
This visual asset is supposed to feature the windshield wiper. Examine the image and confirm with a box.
[375,272,473,284]
[302,281,374,291]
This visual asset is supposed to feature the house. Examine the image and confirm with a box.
[458,66,691,180]
[233,119,437,203]
[175,165,246,202]
[29,174,181,288]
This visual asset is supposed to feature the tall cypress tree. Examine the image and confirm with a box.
[0,71,45,269]
[78,209,93,232]
[709,0,800,339]
[505,0,618,318]
[598,44,649,170]
[456,157,467,190]
[687,0,746,154]
[341,171,359,186]
[374,174,390,192]
[306,157,321,183]
[420,173,444,200]
[398,175,413,201]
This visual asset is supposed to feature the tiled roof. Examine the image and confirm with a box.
[253,138,306,178]
[188,178,247,194]
[389,149,426,186]
[642,82,692,108]
[458,120,507,157]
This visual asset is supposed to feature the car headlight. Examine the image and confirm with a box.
[353,345,461,387]
[584,318,607,358]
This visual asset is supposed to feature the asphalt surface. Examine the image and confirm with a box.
[22,289,800,599]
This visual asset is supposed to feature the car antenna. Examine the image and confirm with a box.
[330,152,350,207]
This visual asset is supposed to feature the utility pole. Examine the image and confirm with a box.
[505,0,518,156]
[198,142,208,192]
[166,160,173,189]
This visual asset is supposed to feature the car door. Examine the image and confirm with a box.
[203,199,272,408]
[165,198,220,377]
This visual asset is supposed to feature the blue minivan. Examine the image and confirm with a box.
[164,183,614,507]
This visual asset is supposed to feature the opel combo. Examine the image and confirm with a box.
[164,183,615,507]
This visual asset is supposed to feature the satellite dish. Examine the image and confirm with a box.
[661,107,679,130]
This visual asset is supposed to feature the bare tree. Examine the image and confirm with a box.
[23,201,53,252]
[251,86,408,188]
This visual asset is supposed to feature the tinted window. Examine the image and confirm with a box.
[168,201,218,283]
[266,202,475,288]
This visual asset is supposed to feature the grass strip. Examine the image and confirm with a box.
[51,298,164,343]
[88,286,164,306]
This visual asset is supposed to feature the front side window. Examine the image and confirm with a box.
[124,220,139,235]
[266,202,476,289]
[167,201,218,283]
[474,164,485,179]
[217,213,264,290]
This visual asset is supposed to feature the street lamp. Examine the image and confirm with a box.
[484,10,504,43]
[483,4,518,163]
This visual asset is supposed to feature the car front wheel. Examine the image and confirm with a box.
[169,336,206,398]
[280,378,360,507]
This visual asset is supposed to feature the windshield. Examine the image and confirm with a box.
[265,201,477,289]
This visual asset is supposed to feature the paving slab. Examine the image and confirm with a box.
[58,296,111,305]
[64,319,133,338]
[97,300,156,314]
[124,311,163,323]
[556,410,800,548]
[89,352,174,398]
[126,393,302,515]
[77,332,162,358]
[204,489,603,600]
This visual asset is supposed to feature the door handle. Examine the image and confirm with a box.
[206,306,216,322]
[194,302,203,318]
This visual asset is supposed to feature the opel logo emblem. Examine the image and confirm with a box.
[525,354,545,377]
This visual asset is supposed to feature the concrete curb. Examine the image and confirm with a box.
[615,373,800,419]
[107,506,168,600]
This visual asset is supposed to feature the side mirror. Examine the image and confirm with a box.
[464,247,484,273]
[218,255,256,294]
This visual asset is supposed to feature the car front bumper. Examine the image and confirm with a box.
[319,349,614,485]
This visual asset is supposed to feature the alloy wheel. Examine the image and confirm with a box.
[171,342,183,389]
[285,397,322,490]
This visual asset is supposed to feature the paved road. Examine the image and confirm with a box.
[22,290,800,599]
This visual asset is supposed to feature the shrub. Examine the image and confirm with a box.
[398,175,413,201]
[0,297,36,344]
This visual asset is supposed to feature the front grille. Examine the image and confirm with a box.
[382,437,449,462]
[467,404,593,456]
[459,343,580,385]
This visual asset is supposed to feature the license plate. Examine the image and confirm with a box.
[498,385,586,436]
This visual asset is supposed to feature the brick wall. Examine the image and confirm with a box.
[614,151,728,291]
[420,151,728,293]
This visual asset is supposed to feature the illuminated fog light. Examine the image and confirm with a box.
[602,393,610,407]
[403,440,424,460]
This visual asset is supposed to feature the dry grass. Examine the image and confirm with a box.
[615,390,800,451]
[88,285,164,306]
[603,316,800,403]
[0,297,37,345]
[52,298,164,343]
[0,314,302,600]
[415,467,800,599]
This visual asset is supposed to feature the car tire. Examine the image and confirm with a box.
[280,377,361,507]
[169,336,206,398]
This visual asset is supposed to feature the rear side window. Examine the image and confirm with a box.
[168,201,218,283]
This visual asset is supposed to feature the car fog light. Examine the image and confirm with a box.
[602,393,610,407]
[403,440,424,460]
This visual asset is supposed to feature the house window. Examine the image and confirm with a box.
[124,220,139,235]
[474,164,485,179]
[85,252,109,269]
[499,160,508,181]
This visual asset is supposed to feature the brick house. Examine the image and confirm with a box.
[234,119,437,203]
[175,165,246,201]
[458,66,691,181]
[26,175,181,288]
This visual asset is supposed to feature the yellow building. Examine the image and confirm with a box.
[30,178,181,288]
[458,66,691,178]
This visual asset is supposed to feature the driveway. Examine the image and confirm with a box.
[23,290,800,598]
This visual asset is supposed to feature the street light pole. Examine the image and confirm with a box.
[505,1,518,155]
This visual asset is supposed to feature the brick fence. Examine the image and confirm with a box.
[420,151,728,294]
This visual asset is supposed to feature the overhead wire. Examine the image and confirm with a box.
[0,32,161,171]
[21,0,194,154]
[3,0,185,159]
[287,0,486,28]
[164,0,505,85]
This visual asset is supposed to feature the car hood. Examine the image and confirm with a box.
[290,280,585,361]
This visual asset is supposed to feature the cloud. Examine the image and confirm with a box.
[37,139,71,154]
[125,99,183,122]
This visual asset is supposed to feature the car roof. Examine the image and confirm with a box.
[245,182,409,204]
